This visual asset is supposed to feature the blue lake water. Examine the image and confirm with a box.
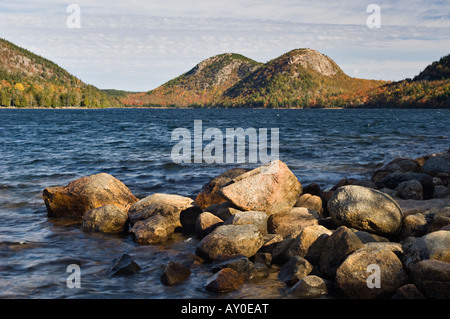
[0,108,449,298]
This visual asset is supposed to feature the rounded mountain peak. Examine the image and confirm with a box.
[282,48,343,77]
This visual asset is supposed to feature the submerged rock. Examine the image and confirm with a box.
[110,253,141,276]
[278,256,313,286]
[43,173,138,218]
[161,261,191,286]
[289,275,329,298]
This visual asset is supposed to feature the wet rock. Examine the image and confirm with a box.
[421,153,450,177]
[195,212,224,237]
[402,230,450,267]
[375,172,434,200]
[212,255,255,279]
[267,207,319,238]
[410,259,450,299]
[161,261,191,286]
[286,225,332,265]
[224,211,268,234]
[205,268,245,293]
[371,163,404,183]
[110,253,141,276]
[395,179,423,200]
[219,160,302,215]
[336,244,408,299]
[433,185,450,198]
[391,284,425,299]
[278,256,313,286]
[328,185,403,236]
[43,173,138,218]
[130,214,177,245]
[289,275,329,298]
[319,226,364,280]
[82,205,128,233]
[128,193,201,228]
[295,193,323,216]
[195,225,264,262]
[195,168,248,209]
[388,158,421,173]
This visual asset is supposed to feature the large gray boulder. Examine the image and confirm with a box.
[328,185,403,236]
[402,230,450,267]
[421,153,450,177]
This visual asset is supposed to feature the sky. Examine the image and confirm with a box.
[0,0,449,92]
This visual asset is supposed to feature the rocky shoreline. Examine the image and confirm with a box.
[42,151,450,299]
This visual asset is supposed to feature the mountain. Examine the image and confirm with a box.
[123,48,385,108]
[0,38,120,108]
[123,53,262,107]
[362,54,450,108]
[220,48,384,108]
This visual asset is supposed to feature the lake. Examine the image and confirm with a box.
[0,108,449,298]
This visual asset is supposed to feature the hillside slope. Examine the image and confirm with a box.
[0,38,119,108]
[123,53,262,107]
[362,54,450,108]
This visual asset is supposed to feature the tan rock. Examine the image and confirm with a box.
[43,173,138,218]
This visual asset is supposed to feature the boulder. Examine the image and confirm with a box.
[371,163,404,183]
[400,213,429,238]
[130,214,177,245]
[336,244,408,299]
[195,225,264,261]
[219,160,302,215]
[82,205,128,233]
[109,253,141,276]
[128,193,201,228]
[433,185,450,198]
[205,268,245,293]
[267,207,319,238]
[427,207,450,233]
[224,211,268,234]
[195,212,224,237]
[395,179,423,200]
[302,183,321,196]
[43,173,138,218]
[391,284,425,299]
[387,158,421,173]
[211,255,255,279]
[328,185,403,236]
[160,261,191,286]
[319,226,364,280]
[421,153,450,177]
[410,259,450,299]
[278,256,313,286]
[295,194,323,216]
[289,275,329,298]
[286,225,332,265]
[259,234,283,253]
[195,168,248,209]
[375,172,434,200]
[402,230,450,267]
